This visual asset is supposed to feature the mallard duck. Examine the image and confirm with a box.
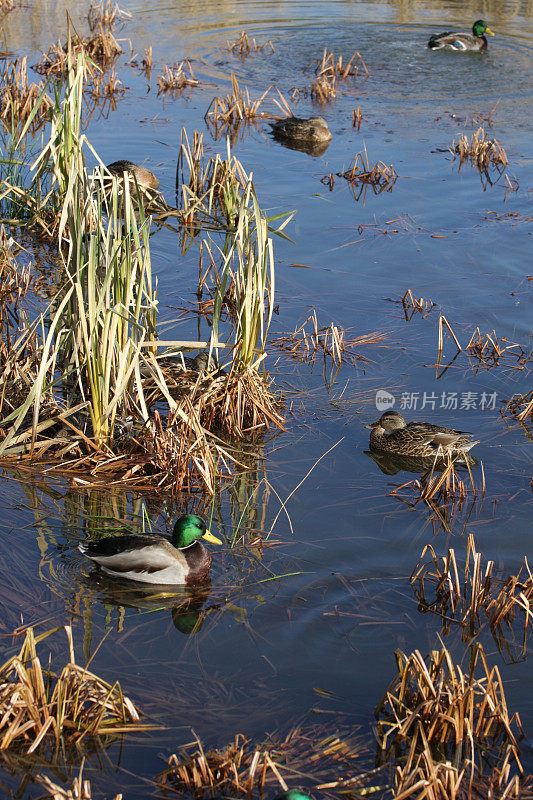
[274,793,311,800]
[428,20,494,51]
[79,514,222,585]
[106,160,160,190]
[366,410,479,458]
[270,116,332,144]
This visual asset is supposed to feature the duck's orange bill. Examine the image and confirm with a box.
[485,27,495,35]
[202,530,222,544]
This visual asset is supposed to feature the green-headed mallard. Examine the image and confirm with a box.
[274,792,311,800]
[106,160,160,190]
[428,20,494,51]
[366,410,479,458]
[79,514,222,585]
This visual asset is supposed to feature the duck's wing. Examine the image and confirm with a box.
[428,32,474,50]
[79,535,179,574]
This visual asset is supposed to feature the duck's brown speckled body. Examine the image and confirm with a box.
[366,410,479,458]
[106,160,159,190]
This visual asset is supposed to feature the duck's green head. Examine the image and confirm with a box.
[473,19,494,36]
[274,792,312,800]
[171,515,222,548]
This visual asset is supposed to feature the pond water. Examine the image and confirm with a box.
[0,0,532,796]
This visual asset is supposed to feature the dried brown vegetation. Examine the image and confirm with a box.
[0,625,149,758]
[272,311,385,368]
[337,147,398,195]
[375,644,524,774]
[156,723,368,797]
[352,105,363,130]
[466,327,530,372]
[400,288,437,321]
[33,30,122,78]
[389,452,484,509]
[502,391,533,423]
[451,126,508,171]
[411,535,533,658]
[0,58,53,134]
[309,47,368,103]
[37,765,123,799]
[204,74,292,134]
[226,30,275,55]
[157,59,199,94]
[88,0,132,31]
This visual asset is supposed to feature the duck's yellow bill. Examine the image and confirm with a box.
[485,27,495,35]
[202,530,222,545]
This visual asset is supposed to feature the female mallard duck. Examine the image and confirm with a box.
[428,20,494,51]
[366,410,479,458]
[106,160,160,190]
[79,514,222,585]
[270,116,332,144]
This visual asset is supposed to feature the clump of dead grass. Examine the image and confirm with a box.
[37,764,123,799]
[0,625,150,759]
[466,327,529,372]
[33,30,122,78]
[451,126,508,171]
[309,47,368,104]
[204,74,292,134]
[156,722,369,797]
[352,105,362,130]
[88,0,132,31]
[393,725,532,800]
[400,288,437,321]
[375,643,524,773]
[501,391,533,423]
[271,310,385,368]
[157,59,199,95]
[0,57,53,134]
[389,452,484,511]
[226,30,275,55]
[337,146,397,196]
[411,535,533,657]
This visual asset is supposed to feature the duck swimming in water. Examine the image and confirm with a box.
[366,410,479,458]
[79,514,222,585]
[428,20,494,51]
[270,116,332,144]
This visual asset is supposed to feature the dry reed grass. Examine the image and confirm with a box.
[375,643,524,772]
[389,451,483,510]
[204,74,292,132]
[502,391,533,423]
[271,310,385,367]
[401,288,437,321]
[33,30,122,78]
[0,58,53,134]
[393,725,533,800]
[156,722,368,797]
[337,146,397,195]
[88,0,132,31]
[309,47,368,103]
[0,625,149,758]
[451,126,508,171]
[466,327,529,372]
[352,105,362,130]
[37,764,123,799]
[226,30,275,55]
[157,59,199,94]
[411,535,533,657]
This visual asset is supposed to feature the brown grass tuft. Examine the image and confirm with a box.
[33,30,122,78]
[37,764,123,799]
[466,327,529,372]
[501,391,533,423]
[451,126,508,171]
[0,58,53,134]
[337,146,397,195]
[400,289,437,321]
[226,30,275,55]
[204,74,292,133]
[157,59,199,94]
[88,0,132,31]
[0,625,150,758]
[375,643,524,771]
[388,452,484,509]
[271,310,385,368]
[309,47,368,104]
